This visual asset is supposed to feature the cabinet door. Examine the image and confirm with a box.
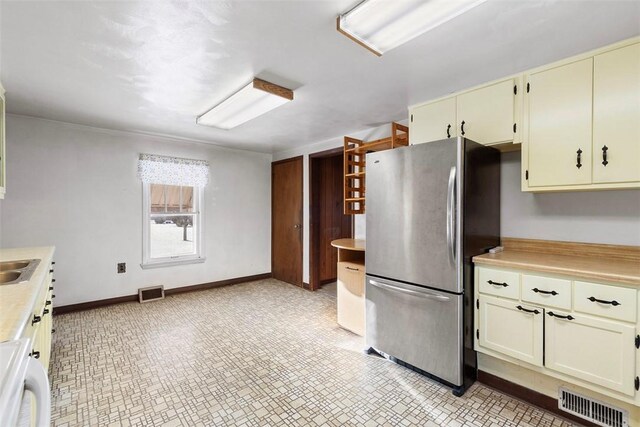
[409,97,456,145]
[593,43,640,184]
[545,311,635,396]
[478,296,543,367]
[457,79,516,145]
[526,59,593,187]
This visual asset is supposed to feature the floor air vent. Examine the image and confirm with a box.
[138,285,165,303]
[559,387,628,427]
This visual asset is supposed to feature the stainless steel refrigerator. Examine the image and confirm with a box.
[365,137,500,396]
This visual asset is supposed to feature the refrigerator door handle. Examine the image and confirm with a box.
[369,279,451,302]
[446,166,457,265]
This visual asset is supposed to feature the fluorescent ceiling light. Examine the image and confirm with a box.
[337,0,487,56]
[197,78,293,130]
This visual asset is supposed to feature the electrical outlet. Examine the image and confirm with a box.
[117,263,126,274]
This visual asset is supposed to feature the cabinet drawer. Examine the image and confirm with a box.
[521,274,571,310]
[574,281,636,323]
[478,267,519,299]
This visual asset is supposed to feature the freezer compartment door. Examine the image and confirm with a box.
[365,138,462,293]
[365,275,463,386]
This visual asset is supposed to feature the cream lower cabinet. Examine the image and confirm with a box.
[475,265,639,403]
[545,310,636,396]
[337,261,365,336]
[478,296,543,367]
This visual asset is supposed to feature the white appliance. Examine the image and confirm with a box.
[0,338,50,427]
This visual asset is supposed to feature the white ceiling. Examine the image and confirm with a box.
[1,0,639,153]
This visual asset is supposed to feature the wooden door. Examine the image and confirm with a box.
[310,153,352,290]
[593,42,640,184]
[526,58,593,187]
[272,157,303,286]
[478,295,544,367]
[545,310,635,396]
[409,97,457,145]
[457,78,517,145]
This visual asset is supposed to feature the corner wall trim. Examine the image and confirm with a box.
[477,370,598,427]
[53,273,272,315]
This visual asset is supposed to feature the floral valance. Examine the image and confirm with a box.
[138,154,209,187]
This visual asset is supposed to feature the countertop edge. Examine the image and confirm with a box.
[473,255,640,287]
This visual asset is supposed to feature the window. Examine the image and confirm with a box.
[138,154,208,268]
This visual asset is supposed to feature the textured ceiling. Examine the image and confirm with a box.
[1,0,639,153]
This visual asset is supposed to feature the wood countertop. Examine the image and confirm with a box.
[473,238,640,286]
[0,246,55,342]
[331,238,365,251]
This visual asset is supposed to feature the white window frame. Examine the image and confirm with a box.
[141,183,205,269]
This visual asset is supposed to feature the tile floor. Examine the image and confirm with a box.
[50,279,579,426]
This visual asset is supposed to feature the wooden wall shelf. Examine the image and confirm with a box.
[343,122,408,214]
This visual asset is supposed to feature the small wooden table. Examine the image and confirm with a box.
[331,239,366,336]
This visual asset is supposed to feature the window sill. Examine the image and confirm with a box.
[140,257,206,269]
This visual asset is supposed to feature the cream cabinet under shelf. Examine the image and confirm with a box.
[475,265,640,404]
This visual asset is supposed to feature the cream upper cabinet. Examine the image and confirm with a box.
[477,295,543,367]
[457,78,519,146]
[409,97,456,145]
[526,58,593,188]
[592,42,640,184]
[0,81,5,199]
[545,311,636,396]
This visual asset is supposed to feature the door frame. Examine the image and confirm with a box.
[309,147,353,291]
[271,156,304,287]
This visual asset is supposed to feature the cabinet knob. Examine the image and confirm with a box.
[31,351,40,359]
[43,309,50,315]
[45,300,51,306]
[32,315,41,325]
[49,269,54,274]
[52,294,56,298]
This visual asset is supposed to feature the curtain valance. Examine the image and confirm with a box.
[138,154,209,187]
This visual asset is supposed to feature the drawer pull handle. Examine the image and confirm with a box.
[49,269,54,273]
[345,266,360,271]
[548,311,574,321]
[31,351,40,359]
[461,120,466,136]
[49,287,54,291]
[487,280,508,287]
[587,296,620,306]
[43,309,49,315]
[532,287,558,296]
[516,305,540,315]
[32,315,41,325]
[446,124,451,138]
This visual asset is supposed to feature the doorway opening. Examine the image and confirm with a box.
[309,147,353,291]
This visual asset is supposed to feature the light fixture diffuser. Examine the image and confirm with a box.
[197,78,293,130]
[337,0,488,56]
